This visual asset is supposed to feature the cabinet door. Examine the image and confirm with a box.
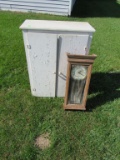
[56,34,90,97]
[26,31,57,97]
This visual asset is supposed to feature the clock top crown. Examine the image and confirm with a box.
[67,53,97,64]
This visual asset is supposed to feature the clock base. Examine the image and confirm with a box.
[63,104,86,110]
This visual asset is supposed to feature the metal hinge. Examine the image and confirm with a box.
[27,45,31,49]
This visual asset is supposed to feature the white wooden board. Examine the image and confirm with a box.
[56,34,90,97]
[20,20,95,33]
[26,31,57,97]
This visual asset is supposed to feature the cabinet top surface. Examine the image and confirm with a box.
[20,20,95,32]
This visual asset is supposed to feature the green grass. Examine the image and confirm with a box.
[0,1,120,159]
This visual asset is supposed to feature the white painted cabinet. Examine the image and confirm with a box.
[20,20,95,97]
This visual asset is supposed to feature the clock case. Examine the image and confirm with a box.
[63,53,97,110]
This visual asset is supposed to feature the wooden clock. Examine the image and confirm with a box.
[63,53,97,110]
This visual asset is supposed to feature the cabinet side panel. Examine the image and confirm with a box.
[57,34,89,97]
[27,32,57,97]
[22,30,35,92]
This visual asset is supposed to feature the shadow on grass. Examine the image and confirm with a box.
[72,0,120,18]
[87,72,120,110]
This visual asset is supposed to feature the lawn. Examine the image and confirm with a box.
[0,1,120,159]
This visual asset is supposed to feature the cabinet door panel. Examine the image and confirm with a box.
[26,32,57,97]
[57,34,89,97]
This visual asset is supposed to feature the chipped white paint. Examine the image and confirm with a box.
[20,20,95,97]
[27,32,57,97]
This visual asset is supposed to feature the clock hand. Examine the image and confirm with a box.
[80,73,85,76]
[78,71,84,76]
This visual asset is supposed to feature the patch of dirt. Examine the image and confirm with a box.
[35,133,50,150]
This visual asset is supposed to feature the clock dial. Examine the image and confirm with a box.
[71,65,87,80]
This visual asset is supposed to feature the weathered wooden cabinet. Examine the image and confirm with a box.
[20,20,95,97]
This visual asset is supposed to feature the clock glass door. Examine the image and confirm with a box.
[68,65,88,104]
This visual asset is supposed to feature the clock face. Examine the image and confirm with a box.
[71,65,87,80]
